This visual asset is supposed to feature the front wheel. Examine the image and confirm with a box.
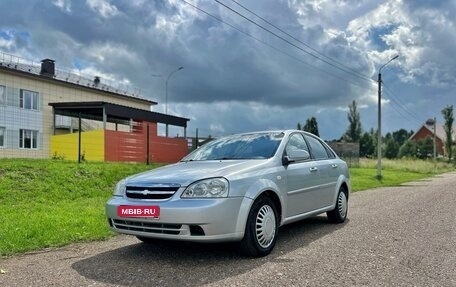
[327,186,348,223]
[240,196,279,257]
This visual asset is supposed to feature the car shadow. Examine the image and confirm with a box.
[72,216,348,287]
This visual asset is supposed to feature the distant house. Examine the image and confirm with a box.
[409,122,455,156]
[0,52,189,163]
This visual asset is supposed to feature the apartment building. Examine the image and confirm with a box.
[0,53,189,163]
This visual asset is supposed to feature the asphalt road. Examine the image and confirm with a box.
[1,172,455,287]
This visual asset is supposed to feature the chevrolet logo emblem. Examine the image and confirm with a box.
[141,189,151,195]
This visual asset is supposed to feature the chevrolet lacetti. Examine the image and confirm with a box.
[106,130,350,257]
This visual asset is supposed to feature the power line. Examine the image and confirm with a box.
[177,1,423,135]
[383,84,414,113]
[382,92,422,126]
[383,97,421,126]
[382,84,422,123]
[180,0,373,91]
[227,0,370,81]
[214,0,374,83]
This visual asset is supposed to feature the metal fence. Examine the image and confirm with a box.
[327,141,360,168]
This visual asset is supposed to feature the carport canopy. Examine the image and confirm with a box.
[49,101,189,133]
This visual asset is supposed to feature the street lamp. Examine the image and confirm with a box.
[165,66,183,137]
[377,55,398,179]
[165,66,184,115]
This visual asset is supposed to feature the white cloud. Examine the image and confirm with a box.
[53,0,72,13]
[346,0,456,87]
[2,0,455,138]
[209,123,225,134]
[82,42,138,64]
[86,0,118,18]
[154,14,185,39]
[289,0,378,30]
[0,37,14,49]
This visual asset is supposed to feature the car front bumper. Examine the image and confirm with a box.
[106,195,252,243]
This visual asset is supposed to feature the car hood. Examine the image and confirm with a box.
[125,160,270,186]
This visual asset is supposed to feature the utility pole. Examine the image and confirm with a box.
[433,117,437,163]
[426,118,437,164]
[377,55,399,179]
[377,72,382,179]
[195,128,199,149]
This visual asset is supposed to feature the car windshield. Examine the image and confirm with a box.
[182,132,284,161]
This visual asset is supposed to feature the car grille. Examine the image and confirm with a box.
[125,184,180,200]
[112,219,183,235]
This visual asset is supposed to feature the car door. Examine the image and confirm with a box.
[303,134,336,209]
[284,133,321,217]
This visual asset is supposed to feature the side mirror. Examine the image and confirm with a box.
[282,149,310,165]
[282,155,292,166]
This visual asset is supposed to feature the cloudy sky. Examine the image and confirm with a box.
[1,0,455,139]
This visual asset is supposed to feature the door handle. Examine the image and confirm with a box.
[331,164,338,168]
[309,167,318,172]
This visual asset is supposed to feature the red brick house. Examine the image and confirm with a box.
[409,122,455,156]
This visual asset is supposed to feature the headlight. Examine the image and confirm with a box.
[113,179,126,196]
[182,178,229,198]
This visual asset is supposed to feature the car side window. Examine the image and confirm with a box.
[304,135,329,160]
[285,133,310,156]
[323,143,336,159]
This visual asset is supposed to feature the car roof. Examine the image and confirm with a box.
[227,130,313,137]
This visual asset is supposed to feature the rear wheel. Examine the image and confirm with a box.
[240,196,279,257]
[327,186,348,223]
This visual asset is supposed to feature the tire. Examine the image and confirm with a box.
[327,186,348,223]
[240,196,279,257]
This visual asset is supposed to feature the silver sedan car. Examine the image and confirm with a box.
[106,130,350,257]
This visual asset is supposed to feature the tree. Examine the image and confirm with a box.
[441,105,454,162]
[398,140,417,158]
[359,131,375,157]
[384,138,400,159]
[344,100,362,142]
[392,129,413,147]
[416,136,434,159]
[303,117,320,137]
[297,118,320,136]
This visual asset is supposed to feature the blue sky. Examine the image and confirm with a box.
[1,0,455,139]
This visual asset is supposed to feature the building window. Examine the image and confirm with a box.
[0,127,5,148]
[20,89,39,110]
[0,85,5,105]
[19,129,38,149]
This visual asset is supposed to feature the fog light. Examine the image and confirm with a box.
[190,225,205,236]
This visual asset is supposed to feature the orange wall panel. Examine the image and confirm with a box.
[105,130,146,162]
[149,136,188,163]
[104,121,188,163]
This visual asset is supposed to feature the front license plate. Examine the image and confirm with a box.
[117,205,160,218]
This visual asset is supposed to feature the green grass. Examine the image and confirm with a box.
[0,158,454,256]
[0,159,156,256]
[350,169,432,191]
[351,158,454,191]
[358,158,454,174]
